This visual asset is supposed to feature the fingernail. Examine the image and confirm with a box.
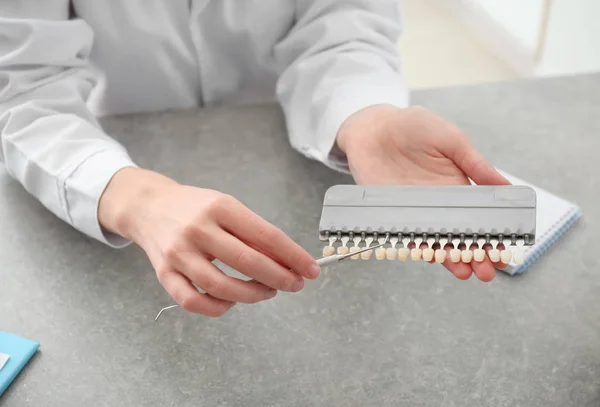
[291,279,304,292]
[308,264,321,278]
[267,289,277,299]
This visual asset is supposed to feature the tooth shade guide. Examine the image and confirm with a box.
[318,185,537,266]
[322,246,335,257]
[349,235,362,260]
[323,233,338,257]
[319,230,532,267]
[514,238,526,265]
[488,249,501,262]
[421,237,435,261]
[398,248,410,261]
[360,249,373,260]
[386,235,399,260]
[473,238,486,262]
[319,230,533,269]
[474,249,486,262]
[422,248,434,262]
[337,246,349,255]
[361,235,375,260]
[386,247,398,260]
[500,237,513,264]
[350,246,361,260]
[410,248,422,261]
[450,249,461,263]
[434,249,446,262]
[435,237,448,262]
[500,250,513,264]
[375,247,386,260]
[488,238,501,262]
[513,251,525,265]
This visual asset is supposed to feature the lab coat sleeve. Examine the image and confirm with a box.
[0,6,136,248]
[274,0,410,173]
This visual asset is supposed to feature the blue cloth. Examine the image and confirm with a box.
[0,331,39,396]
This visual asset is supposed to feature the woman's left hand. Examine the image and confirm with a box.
[336,104,511,282]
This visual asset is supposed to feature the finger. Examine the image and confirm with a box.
[157,268,235,317]
[217,199,320,279]
[447,137,511,186]
[443,261,473,280]
[203,230,305,293]
[470,255,496,282]
[441,245,473,280]
[169,251,277,304]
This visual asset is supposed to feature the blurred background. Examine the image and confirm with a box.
[398,0,600,89]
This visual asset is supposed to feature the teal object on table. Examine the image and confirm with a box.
[0,331,39,396]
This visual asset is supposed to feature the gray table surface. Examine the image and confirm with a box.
[1,73,599,406]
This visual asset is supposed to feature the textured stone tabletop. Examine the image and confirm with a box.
[1,73,599,406]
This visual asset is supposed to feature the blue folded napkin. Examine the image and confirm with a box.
[0,331,39,396]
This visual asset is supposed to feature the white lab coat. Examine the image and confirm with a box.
[0,0,409,247]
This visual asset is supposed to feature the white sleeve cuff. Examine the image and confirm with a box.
[301,84,409,174]
[63,149,138,248]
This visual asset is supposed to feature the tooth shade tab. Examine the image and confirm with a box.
[398,248,410,261]
[435,249,446,262]
[422,248,434,261]
[411,248,422,261]
[322,246,335,257]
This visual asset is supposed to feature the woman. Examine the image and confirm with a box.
[0,0,509,317]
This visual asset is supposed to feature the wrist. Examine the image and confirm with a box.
[98,167,177,242]
[336,104,400,154]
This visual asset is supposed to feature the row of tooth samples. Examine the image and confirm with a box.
[321,234,526,265]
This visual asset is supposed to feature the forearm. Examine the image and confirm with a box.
[275,0,409,172]
[0,9,138,247]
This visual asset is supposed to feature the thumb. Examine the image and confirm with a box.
[450,139,511,186]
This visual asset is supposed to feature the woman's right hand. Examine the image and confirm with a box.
[99,168,320,317]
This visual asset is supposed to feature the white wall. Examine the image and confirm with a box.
[476,0,545,53]
[536,0,600,76]
[432,0,546,74]
[436,0,600,77]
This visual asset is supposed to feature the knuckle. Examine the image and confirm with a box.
[182,222,203,239]
[183,222,214,247]
[155,265,171,282]
[204,199,222,218]
[163,243,181,263]
[219,193,237,206]
[181,223,196,239]
[202,276,224,296]
[235,250,256,270]
[205,194,235,218]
